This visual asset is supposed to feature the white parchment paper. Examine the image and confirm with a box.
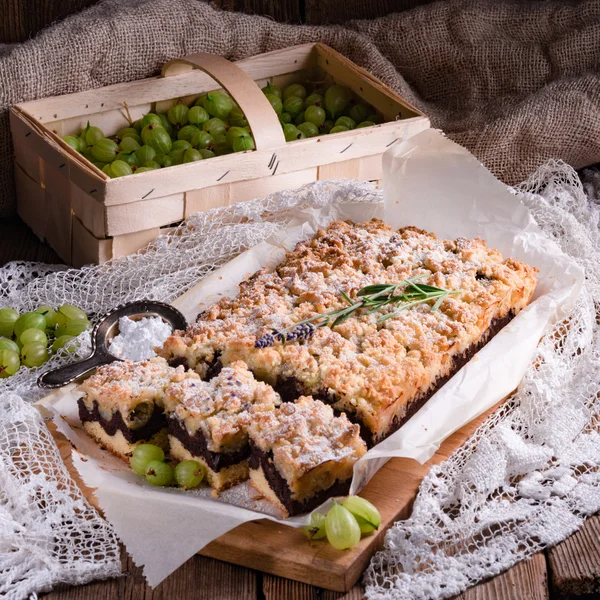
[40,130,583,587]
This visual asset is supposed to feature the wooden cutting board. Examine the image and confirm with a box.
[46,398,505,593]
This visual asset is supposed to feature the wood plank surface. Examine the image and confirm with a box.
[43,552,258,600]
[456,553,549,600]
[548,515,600,598]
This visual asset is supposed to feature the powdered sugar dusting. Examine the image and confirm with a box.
[109,316,172,361]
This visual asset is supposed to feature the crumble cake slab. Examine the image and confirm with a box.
[163,360,280,491]
[77,357,187,459]
[247,396,367,517]
[159,219,538,446]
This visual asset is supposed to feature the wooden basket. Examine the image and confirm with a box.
[10,43,429,266]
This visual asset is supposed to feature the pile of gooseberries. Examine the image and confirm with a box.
[62,82,382,178]
[303,496,381,550]
[130,443,206,489]
[0,304,91,377]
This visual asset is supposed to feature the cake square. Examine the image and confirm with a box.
[247,396,367,517]
[77,357,187,459]
[163,360,280,491]
[159,220,538,445]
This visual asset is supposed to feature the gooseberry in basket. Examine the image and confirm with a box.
[232,135,255,152]
[305,105,326,127]
[198,149,215,159]
[167,104,189,128]
[279,112,292,125]
[154,154,173,168]
[297,122,319,138]
[141,113,162,128]
[202,91,234,119]
[135,145,156,165]
[177,125,201,143]
[335,116,356,130]
[294,111,306,127]
[356,121,376,129]
[282,96,303,118]
[283,83,307,101]
[264,93,283,115]
[143,160,161,170]
[329,125,349,134]
[188,106,210,127]
[157,113,175,138]
[0,349,20,378]
[141,124,172,155]
[203,117,227,138]
[303,93,323,108]
[261,82,282,99]
[91,138,119,163]
[62,135,81,152]
[116,152,139,167]
[119,137,141,153]
[320,120,334,134]
[324,85,351,119]
[109,160,133,178]
[283,124,305,142]
[190,130,213,150]
[83,123,105,146]
[183,149,203,163]
[349,103,372,124]
[228,106,248,128]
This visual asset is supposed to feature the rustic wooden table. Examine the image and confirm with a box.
[1,216,598,600]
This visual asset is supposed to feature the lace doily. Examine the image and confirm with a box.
[0,167,597,599]
[365,162,600,598]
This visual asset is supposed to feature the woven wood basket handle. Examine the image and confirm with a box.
[161,53,286,151]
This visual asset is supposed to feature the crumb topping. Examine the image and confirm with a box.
[164,361,280,452]
[157,219,538,435]
[248,396,367,482]
[79,357,187,416]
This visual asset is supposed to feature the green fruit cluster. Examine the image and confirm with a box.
[0,305,91,377]
[302,496,381,550]
[130,443,206,489]
[62,82,382,178]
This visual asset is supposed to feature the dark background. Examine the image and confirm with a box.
[0,0,436,43]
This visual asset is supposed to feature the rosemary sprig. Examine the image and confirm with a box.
[254,276,461,348]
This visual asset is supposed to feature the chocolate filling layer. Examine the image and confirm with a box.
[167,415,249,472]
[267,311,516,447]
[249,444,351,516]
[168,353,222,380]
[77,398,166,444]
[351,311,517,446]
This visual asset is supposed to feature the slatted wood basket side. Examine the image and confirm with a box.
[11,44,429,266]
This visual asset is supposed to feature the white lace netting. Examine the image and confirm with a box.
[0,167,598,599]
[365,161,600,599]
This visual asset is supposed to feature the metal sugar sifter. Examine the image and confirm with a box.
[37,300,187,388]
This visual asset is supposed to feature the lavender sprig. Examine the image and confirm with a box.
[254,275,461,348]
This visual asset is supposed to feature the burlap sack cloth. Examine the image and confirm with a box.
[1,0,599,217]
